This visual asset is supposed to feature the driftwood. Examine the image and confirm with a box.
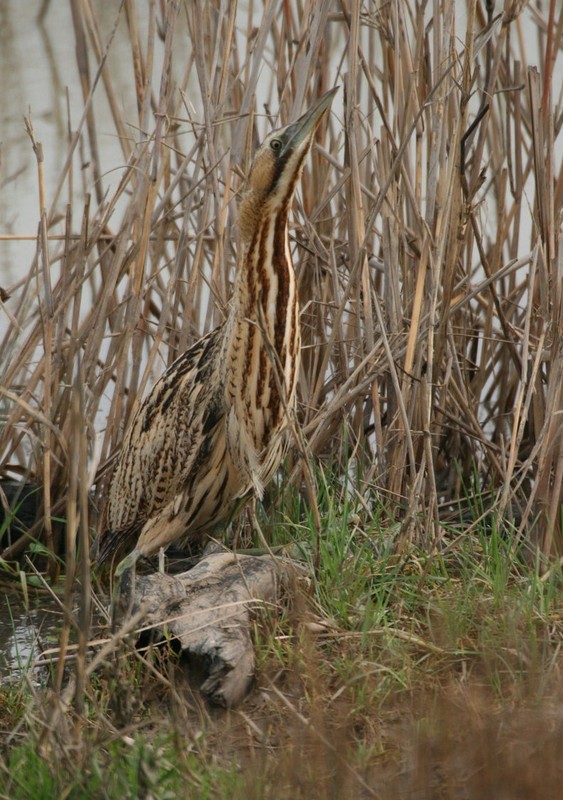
[115,551,289,707]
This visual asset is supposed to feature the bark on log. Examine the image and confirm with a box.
[115,551,288,707]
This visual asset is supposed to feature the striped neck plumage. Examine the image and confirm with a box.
[234,191,296,343]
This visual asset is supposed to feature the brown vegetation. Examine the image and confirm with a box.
[0,1,561,796]
[1,2,561,564]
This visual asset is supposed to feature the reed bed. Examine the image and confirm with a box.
[0,1,561,564]
[0,1,562,792]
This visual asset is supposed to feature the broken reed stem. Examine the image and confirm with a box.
[23,115,56,574]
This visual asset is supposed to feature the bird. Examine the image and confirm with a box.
[95,88,337,576]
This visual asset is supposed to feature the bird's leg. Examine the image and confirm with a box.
[249,503,270,551]
[247,504,280,560]
[110,547,142,629]
[115,546,142,578]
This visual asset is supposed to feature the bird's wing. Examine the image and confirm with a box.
[104,327,225,539]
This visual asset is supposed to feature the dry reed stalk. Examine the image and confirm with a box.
[0,0,561,573]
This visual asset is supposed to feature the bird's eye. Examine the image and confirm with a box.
[270,138,282,152]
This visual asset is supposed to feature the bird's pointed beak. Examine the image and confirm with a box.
[283,87,338,152]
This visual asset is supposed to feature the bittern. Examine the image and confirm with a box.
[96,88,337,574]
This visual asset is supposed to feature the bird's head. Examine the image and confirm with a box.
[238,88,337,244]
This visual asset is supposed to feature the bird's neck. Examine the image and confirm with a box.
[223,193,301,451]
[233,192,299,349]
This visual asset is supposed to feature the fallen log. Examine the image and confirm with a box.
[114,551,290,707]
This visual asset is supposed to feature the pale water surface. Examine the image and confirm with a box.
[0,590,61,682]
[0,1,148,279]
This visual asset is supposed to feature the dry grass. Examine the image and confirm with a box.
[1,1,561,569]
[0,0,562,795]
[1,1,562,562]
